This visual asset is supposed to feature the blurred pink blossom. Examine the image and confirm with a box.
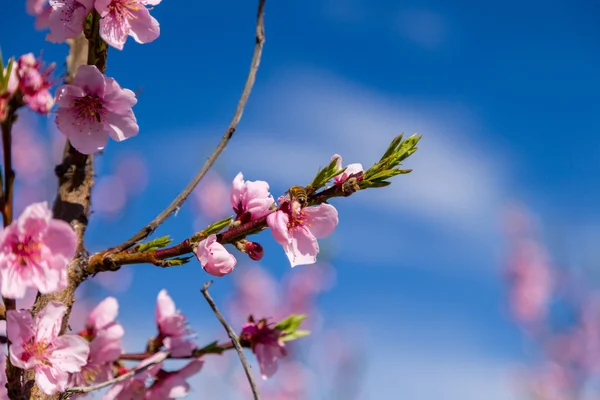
[0,351,6,400]
[228,265,279,321]
[71,297,124,387]
[102,352,165,400]
[114,153,149,196]
[147,359,204,399]
[93,175,127,217]
[13,53,55,114]
[93,267,134,293]
[27,0,48,16]
[241,319,287,379]
[156,290,195,357]
[12,120,49,184]
[193,171,231,220]
[506,238,553,325]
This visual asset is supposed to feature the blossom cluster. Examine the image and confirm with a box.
[0,53,55,122]
[195,154,363,276]
[0,288,293,396]
[27,0,162,50]
[505,206,600,399]
[1,290,197,396]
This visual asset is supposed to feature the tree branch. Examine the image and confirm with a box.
[23,19,104,400]
[201,281,261,400]
[118,341,235,361]
[66,352,169,395]
[111,0,267,253]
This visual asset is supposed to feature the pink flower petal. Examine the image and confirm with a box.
[104,109,139,142]
[267,211,290,246]
[45,219,77,260]
[104,78,137,111]
[287,227,319,267]
[230,172,245,211]
[128,7,160,44]
[99,12,130,50]
[56,108,109,154]
[73,65,106,96]
[49,334,90,372]
[255,343,280,379]
[34,301,66,342]
[46,0,88,43]
[17,202,51,235]
[35,365,69,395]
[88,297,119,331]
[305,204,338,238]
[93,0,110,14]
[54,84,85,107]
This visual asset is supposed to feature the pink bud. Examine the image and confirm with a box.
[196,234,237,277]
[245,241,264,261]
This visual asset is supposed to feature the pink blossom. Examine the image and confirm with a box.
[331,154,363,185]
[230,172,275,223]
[79,296,124,357]
[7,302,90,395]
[267,198,338,267]
[0,94,9,123]
[0,351,7,400]
[193,171,230,220]
[102,352,165,400]
[95,0,162,50]
[54,65,138,154]
[0,202,77,299]
[506,239,552,324]
[241,319,287,379]
[147,359,204,399]
[156,290,195,357]
[35,6,53,30]
[27,0,48,15]
[196,234,237,277]
[14,53,55,114]
[47,0,93,43]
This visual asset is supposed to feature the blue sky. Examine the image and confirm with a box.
[2,0,600,398]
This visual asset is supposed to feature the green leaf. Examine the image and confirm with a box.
[310,157,342,189]
[379,133,404,161]
[199,340,227,355]
[275,314,307,334]
[1,58,13,93]
[138,235,173,252]
[280,330,311,342]
[204,216,234,236]
[359,180,392,189]
[165,256,193,266]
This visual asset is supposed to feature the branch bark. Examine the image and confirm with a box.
[111,0,267,253]
[22,17,103,399]
[201,281,261,400]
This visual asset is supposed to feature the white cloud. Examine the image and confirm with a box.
[226,68,507,235]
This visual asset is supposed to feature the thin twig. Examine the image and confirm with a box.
[201,281,261,400]
[66,351,170,394]
[112,0,267,253]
